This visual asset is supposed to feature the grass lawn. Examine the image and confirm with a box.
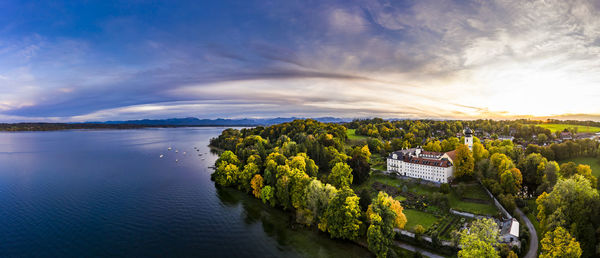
[346,129,368,140]
[394,195,407,201]
[561,156,600,178]
[460,184,491,200]
[537,123,600,133]
[448,184,498,216]
[448,192,498,216]
[403,209,439,231]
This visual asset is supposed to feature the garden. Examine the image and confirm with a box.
[355,171,500,237]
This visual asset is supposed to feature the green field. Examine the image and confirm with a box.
[346,129,368,140]
[403,209,439,231]
[561,156,600,178]
[537,123,600,133]
[448,193,498,216]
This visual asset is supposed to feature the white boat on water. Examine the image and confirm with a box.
[175,150,179,153]
[168,147,172,150]
[159,154,164,158]
[175,159,179,162]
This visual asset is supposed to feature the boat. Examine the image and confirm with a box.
[168,147,172,150]
[183,152,186,155]
[159,154,164,158]
[175,150,178,153]
[175,159,179,162]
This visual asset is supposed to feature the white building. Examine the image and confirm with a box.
[386,128,473,183]
[386,148,456,183]
[464,127,474,150]
[500,218,520,246]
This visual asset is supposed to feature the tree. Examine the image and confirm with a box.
[575,164,597,189]
[251,174,263,198]
[240,162,259,192]
[213,163,239,187]
[490,153,515,176]
[276,175,291,210]
[472,142,490,163]
[500,168,522,194]
[518,153,548,190]
[349,145,371,185]
[305,179,337,225]
[537,161,560,195]
[215,150,240,167]
[367,214,388,258]
[424,140,442,152]
[366,192,402,257]
[414,224,426,238]
[454,144,475,178]
[328,162,353,189]
[536,175,600,255]
[320,187,362,240]
[458,218,500,258]
[261,185,276,207]
[540,227,582,258]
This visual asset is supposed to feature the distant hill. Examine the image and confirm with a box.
[87,117,351,126]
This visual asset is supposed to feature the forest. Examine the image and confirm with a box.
[210,118,600,258]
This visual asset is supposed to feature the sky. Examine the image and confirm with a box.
[1,0,600,122]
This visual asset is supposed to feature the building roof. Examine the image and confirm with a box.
[501,218,519,238]
[445,150,457,162]
[405,156,452,168]
[464,127,473,135]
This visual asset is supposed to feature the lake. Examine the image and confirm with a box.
[0,128,371,257]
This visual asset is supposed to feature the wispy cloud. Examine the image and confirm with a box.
[0,0,599,121]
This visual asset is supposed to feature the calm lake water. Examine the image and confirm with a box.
[0,128,371,257]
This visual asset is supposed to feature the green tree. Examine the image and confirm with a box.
[320,187,362,240]
[537,161,560,195]
[328,162,353,188]
[305,179,337,225]
[367,213,387,258]
[349,145,371,184]
[540,227,582,258]
[518,153,548,190]
[454,144,475,178]
[500,168,522,194]
[424,140,442,152]
[458,218,500,258]
[276,175,291,210]
[240,162,259,192]
[261,185,276,207]
[490,153,515,176]
[215,150,240,167]
[536,175,600,255]
[213,163,239,187]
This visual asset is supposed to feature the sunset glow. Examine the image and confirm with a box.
[1,0,599,121]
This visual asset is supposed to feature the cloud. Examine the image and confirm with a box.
[1,0,600,121]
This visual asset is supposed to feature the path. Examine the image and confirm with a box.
[515,207,538,258]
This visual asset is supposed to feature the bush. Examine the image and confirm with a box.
[499,194,516,213]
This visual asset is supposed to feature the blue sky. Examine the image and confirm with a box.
[1,0,600,122]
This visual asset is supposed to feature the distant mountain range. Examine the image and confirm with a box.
[87,117,351,126]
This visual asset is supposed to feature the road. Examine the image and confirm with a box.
[515,207,538,258]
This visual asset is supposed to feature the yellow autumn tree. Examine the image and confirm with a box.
[250,174,263,198]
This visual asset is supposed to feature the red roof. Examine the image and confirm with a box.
[445,150,457,161]
[404,156,452,168]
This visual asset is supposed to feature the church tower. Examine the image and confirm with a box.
[464,127,473,151]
